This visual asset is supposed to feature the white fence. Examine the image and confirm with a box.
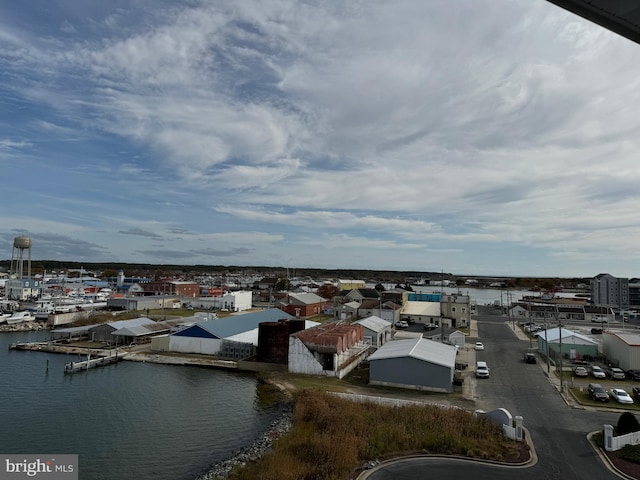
[604,424,640,451]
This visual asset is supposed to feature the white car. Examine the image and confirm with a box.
[610,388,634,404]
[395,321,409,329]
[474,342,484,351]
[591,366,606,379]
[574,366,589,377]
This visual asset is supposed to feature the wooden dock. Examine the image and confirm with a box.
[64,353,127,373]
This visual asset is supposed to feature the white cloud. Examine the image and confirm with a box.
[3,1,640,275]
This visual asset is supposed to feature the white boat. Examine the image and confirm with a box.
[6,311,36,325]
[34,301,55,320]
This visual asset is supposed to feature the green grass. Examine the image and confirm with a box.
[227,390,520,480]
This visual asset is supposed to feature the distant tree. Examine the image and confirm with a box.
[317,284,340,300]
[374,283,385,292]
[541,280,555,291]
[617,412,640,435]
[275,277,291,292]
[102,269,118,279]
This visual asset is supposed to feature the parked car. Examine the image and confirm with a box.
[524,353,536,364]
[574,366,589,377]
[395,321,409,329]
[475,361,490,379]
[590,366,606,379]
[587,383,610,402]
[605,367,626,380]
[590,328,603,335]
[627,369,640,381]
[632,386,640,401]
[610,388,634,404]
[474,342,485,351]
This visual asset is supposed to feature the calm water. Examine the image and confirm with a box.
[0,331,280,480]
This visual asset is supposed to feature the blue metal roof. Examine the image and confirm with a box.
[175,308,294,339]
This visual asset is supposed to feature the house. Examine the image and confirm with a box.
[278,292,327,317]
[354,315,392,348]
[337,288,381,304]
[367,337,457,392]
[165,308,295,356]
[423,327,466,348]
[537,327,599,361]
[334,301,361,320]
[601,331,640,371]
[356,299,400,324]
[288,322,370,378]
[440,294,471,328]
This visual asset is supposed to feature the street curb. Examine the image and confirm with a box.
[587,431,636,480]
[354,427,537,479]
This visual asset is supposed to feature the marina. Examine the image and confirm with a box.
[0,330,283,480]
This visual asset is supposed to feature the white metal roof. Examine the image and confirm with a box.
[354,315,392,332]
[401,301,440,316]
[539,327,597,345]
[607,331,640,346]
[106,317,156,329]
[368,337,457,368]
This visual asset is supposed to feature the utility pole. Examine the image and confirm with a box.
[559,316,563,393]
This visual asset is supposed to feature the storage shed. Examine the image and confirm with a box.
[537,327,598,360]
[367,337,457,392]
[354,315,392,348]
[602,331,640,370]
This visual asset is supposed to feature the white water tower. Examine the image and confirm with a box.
[10,236,32,279]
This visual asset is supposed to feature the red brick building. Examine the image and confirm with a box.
[143,281,200,297]
[278,292,327,317]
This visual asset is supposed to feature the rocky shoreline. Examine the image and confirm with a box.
[0,320,49,333]
[195,402,294,480]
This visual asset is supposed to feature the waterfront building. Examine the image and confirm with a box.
[288,322,369,378]
[591,273,629,310]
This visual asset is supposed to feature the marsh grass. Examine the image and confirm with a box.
[229,389,519,480]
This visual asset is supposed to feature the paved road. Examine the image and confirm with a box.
[364,315,623,480]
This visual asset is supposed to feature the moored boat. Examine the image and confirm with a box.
[6,311,36,325]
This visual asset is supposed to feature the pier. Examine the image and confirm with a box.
[9,341,129,373]
[64,352,126,373]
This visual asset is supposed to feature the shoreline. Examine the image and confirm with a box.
[195,402,293,480]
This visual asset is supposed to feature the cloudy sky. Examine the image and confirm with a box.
[1,1,640,277]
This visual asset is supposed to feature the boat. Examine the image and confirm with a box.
[6,311,36,325]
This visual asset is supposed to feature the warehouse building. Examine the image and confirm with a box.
[367,337,457,392]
